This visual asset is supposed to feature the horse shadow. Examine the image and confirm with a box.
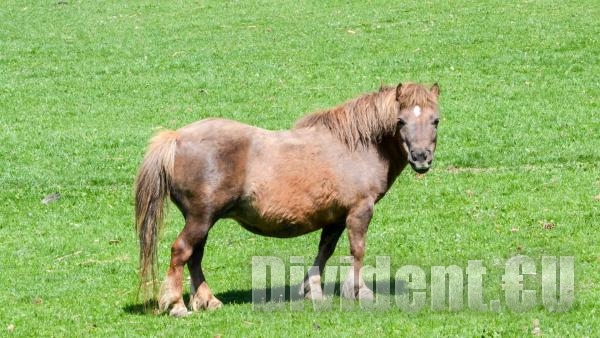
[123,277,408,314]
[219,277,408,304]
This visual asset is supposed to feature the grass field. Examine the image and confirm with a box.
[1,1,599,336]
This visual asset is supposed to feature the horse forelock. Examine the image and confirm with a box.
[294,84,436,150]
[397,82,439,110]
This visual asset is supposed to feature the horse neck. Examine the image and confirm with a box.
[376,136,408,187]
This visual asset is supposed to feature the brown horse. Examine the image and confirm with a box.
[135,82,440,316]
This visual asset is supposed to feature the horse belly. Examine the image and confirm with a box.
[230,185,343,238]
[235,218,320,238]
[227,129,347,237]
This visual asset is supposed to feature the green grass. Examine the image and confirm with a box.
[1,0,599,336]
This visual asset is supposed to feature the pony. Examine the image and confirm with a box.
[135,82,440,316]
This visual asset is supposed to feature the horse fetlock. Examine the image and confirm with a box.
[341,280,356,300]
[158,279,182,313]
[300,275,325,300]
[189,279,197,296]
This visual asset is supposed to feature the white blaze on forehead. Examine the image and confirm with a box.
[413,105,422,117]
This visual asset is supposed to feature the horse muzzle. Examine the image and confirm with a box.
[409,149,433,174]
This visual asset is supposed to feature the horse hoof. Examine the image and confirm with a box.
[340,282,374,301]
[207,298,223,310]
[190,296,223,311]
[169,304,191,317]
[358,287,374,301]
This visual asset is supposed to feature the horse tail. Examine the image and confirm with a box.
[134,130,178,300]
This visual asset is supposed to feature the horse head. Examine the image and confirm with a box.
[395,83,440,174]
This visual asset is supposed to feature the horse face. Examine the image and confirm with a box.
[395,84,440,174]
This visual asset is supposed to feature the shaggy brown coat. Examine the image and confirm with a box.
[135,82,440,316]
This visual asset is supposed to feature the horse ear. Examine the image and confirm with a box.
[431,83,440,97]
[395,83,403,101]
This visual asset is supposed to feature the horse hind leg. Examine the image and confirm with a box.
[159,236,192,317]
[187,235,222,311]
[159,217,215,316]
[188,239,205,296]
[300,223,345,300]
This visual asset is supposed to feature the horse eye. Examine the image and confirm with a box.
[397,118,406,127]
[433,118,440,128]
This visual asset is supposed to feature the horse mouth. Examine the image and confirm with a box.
[410,162,431,174]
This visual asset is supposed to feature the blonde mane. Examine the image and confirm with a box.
[294,83,438,150]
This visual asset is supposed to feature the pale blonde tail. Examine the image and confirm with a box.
[134,131,178,300]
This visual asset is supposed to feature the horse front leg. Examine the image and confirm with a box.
[300,224,345,300]
[341,200,375,300]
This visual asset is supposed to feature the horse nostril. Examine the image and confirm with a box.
[411,150,427,162]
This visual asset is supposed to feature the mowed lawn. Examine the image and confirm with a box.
[1,1,599,336]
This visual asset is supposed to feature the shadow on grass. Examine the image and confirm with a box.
[123,299,159,315]
[217,277,408,305]
[123,278,408,314]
